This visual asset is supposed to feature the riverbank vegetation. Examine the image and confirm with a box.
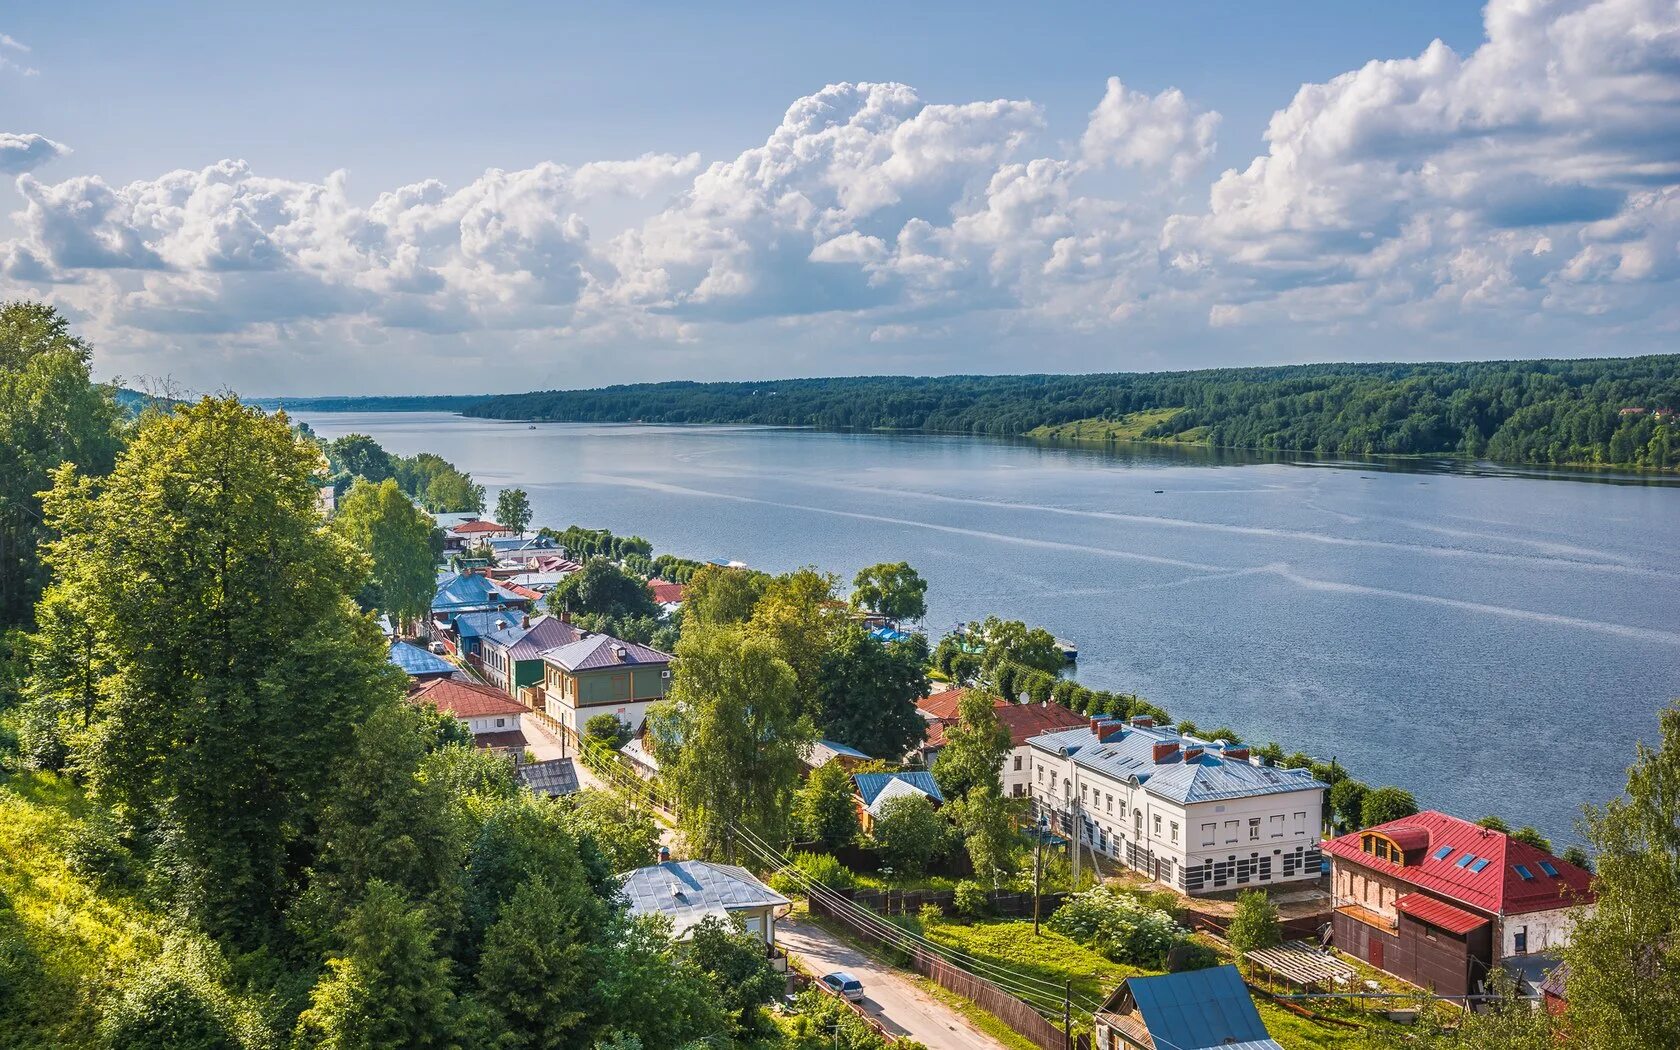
[463,356,1680,469]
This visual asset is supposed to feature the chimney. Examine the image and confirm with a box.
[1097,721,1125,744]
[559,609,570,624]
[1088,717,1103,734]
[1151,741,1179,763]
[658,845,671,863]
[1182,746,1204,763]
[522,614,530,629]
[1131,715,1154,728]
[1225,746,1250,761]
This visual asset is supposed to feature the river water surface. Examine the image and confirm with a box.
[294,410,1680,846]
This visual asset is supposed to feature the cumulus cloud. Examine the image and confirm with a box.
[0,132,69,175]
[3,0,1679,390]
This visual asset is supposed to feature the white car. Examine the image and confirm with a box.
[428,641,448,655]
[819,971,864,1002]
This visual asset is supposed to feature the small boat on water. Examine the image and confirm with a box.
[1055,637,1078,662]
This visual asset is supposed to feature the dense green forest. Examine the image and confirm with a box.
[463,357,1680,469]
[247,394,486,412]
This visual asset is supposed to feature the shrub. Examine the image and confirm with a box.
[1166,938,1221,972]
[952,880,989,919]
[1046,887,1184,968]
[1226,890,1281,959]
[768,851,857,897]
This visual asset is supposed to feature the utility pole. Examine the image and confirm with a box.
[1032,804,1045,936]
[1070,788,1081,888]
[1063,978,1072,1050]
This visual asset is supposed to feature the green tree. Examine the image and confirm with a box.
[748,567,843,707]
[327,434,394,483]
[473,877,591,1050]
[464,793,607,946]
[1360,786,1420,827]
[293,881,461,1049]
[1226,890,1281,960]
[647,623,812,860]
[97,934,256,1050]
[682,565,769,628]
[681,915,785,1034]
[24,397,400,945]
[424,469,485,514]
[591,916,726,1048]
[793,760,861,850]
[949,784,1017,885]
[561,788,661,872]
[850,562,928,623]
[494,488,532,537]
[0,301,123,628]
[1561,845,1594,872]
[1329,780,1368,832]
[583,713,630,749]
[965,617,1063,687]
[548,558,659,626]
[334,478,442,631]
[1558,701,1680,1048]
[930,690,1010,803]
[815,625,928,758]
[871,793,945,876]
[1511,826,1552,852]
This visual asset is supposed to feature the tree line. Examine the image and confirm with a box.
[461,356,1680,469]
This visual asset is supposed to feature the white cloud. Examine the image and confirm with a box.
[0,31,37,76]
[0,132,69,175]
[1080,77,1220,180]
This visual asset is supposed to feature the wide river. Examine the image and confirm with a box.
[295,410,1680,845]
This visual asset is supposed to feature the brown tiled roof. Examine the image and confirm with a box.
[648,579,688,604]
[916,687,986,720]
[921,701,1088,751]
[452,520,509,535]
[476,729,529,751]
[411,677,527,719]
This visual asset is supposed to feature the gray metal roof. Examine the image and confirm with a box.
[619,861,788,935]
[1029,722,1323,804]
[542,633,671,671]
[516,757,580,798]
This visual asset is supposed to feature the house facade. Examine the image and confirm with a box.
[537,634,672,744]
[1326,811,1594,996]
[478,614,582,696]
[1028,717,1326,896]
[408,677,529,753]
[850,771,943,832]
[428,571,531,645]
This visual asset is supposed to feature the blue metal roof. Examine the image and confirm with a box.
[852,771,943,807]
[431,572,525,615]
[1123,965,1274,1049]
[389,641,454,678]
[1028,722,1324,805]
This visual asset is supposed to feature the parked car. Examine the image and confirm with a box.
[428,641,448,655]
[819,971,864,1002]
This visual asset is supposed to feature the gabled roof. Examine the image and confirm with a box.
[1029,721,1323,805]
[808,739,871,766]
[620,860,789,937]
[516,757,580,797]
[1395,893,1488,935]
[410,677,528,720]
[489,535,557,552]
[1101,965,1278,1050]
[389,641,455,678]
[542,633,671,672]
[648,579,688,604]
[432,572,527,614]
[452,519,510,535]
[1326,811,1595,917]
[924,701,1088,752]
[455,609,524,639]
[484,614,584,661]
[915,687,980,721]
[852,770,943,810]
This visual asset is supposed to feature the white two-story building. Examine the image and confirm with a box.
[1027,716,1327,896]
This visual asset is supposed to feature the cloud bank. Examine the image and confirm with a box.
[3,0,1678,391]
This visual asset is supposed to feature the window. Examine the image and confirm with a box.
[1013,755,1023,771]
[1154,814,1162,837]
[1037,768,1044,784]
[1269,814,1284,838]
[1201,823,1217,846]
[1170,822,1179,844]
[1248,818,1261,841]
[1082,785,1089,803]
[1433,846,1454,861]
[1455,854,1476,869]
[1469,858,1490,873]
[1513,926,1528,954]
[1135,810,1144,835]
[1514,864,1535,881]
[1224,819,1238,844]
[1293,811,1307,835]
[1105,793,1113,814]
[496,718,506,728]
[1539,861,1559,877]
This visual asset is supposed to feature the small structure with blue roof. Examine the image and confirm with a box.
[806,738,871,771]
[850,770,944,830]
[389,641,456,682]
[1095,964,1283,1050]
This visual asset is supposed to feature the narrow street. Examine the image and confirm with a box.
[777,917,1010,1050]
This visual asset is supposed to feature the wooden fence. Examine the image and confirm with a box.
[809,893,1074,1050]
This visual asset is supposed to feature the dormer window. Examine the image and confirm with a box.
[1361,833,1405,865]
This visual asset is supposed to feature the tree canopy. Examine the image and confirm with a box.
[850,561,928,623]
[814,624,928,759]
[334,477,443,630]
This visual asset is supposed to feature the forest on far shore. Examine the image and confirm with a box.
[459,356,1679,469]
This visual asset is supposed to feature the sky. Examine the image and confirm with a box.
[1,1,1676,396]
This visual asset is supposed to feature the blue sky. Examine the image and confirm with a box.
[2,1,1675,395]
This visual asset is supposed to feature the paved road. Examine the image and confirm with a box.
[778,917,1009,1050]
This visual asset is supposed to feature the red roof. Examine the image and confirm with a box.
[1394,893,1489,935]
[410,678,527,719]
[921,699,1087,751]
[505,584,545,602]
[1327,811,1594,916]
[647,579,688,604]
[917,687,989,721]
[452,520,510,535]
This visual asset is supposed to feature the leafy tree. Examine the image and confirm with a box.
[473,877,591,1049]
[1329,780,1368,832]
[548,558,659,625]
[1384,969,1557,1050]
[334,478,442,632]
[871,793,945,875]
[794,760,861,850]
[0,301,123,629]
[1226,890,1281,960]
[327,433,394,483]
[292,881,461,1049]
[464,793,606,946]
[949,784,1017,884]
[681,915,785,1033]
[930,690,1010,803]
[583,713,630,749]
[1558,700,1680,1048]
[1561,845,1594,872]
[748,567,843,706]
[424,469,485,514]
[24,397,400,945]
[591,916,726,1048]
[97,934,256,1050]
[1360,786,1420,827]
[561,788,661,871]
[647,623,812,860]
[494,487,532,537]
[815,624,928,758]
[850,562,928,623]
[1510,826,1552,852]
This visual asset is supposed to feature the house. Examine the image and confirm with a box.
[1094,965,1283,1050]
[389,640,456,683]
[534,555,583,575]
[451,518,517,542]
[489,534,560,568]
[537,634,673,745]
[408,677,529,753]
[851,770,944,831]
[1326,811,1594,996]
[478,613,582,698]
[648,578,687,615]
[621,735,660,779]
[1028,717,1327,896]
[620,858,790,945]
[915,686,972,721]
[515,756,581,798]
[917,697,1087,798]
[503,571,570,594]
[805,738,871,772]
[429,571,532,643]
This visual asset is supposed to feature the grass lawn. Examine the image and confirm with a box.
[1026,408,1189,444]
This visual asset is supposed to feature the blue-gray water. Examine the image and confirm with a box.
[295,410,1680,846]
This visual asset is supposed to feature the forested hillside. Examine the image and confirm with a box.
[464,356,1680,469]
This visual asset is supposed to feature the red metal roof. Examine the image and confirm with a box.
[647,579,688,604]
[410,678,527,719]
[916,687,987,721]
[452,519,510,534]
[1327,811,1595,916]
[919,699,1087,751]
[1394,893,1488,935]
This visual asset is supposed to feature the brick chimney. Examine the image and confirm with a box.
[1097,721,1125,744]
[1151,741,1179,763]
[1131,715,1154,728]
[1224,746,1250,761]
[1182,746,1204,763]
[1088,716,1103,734]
